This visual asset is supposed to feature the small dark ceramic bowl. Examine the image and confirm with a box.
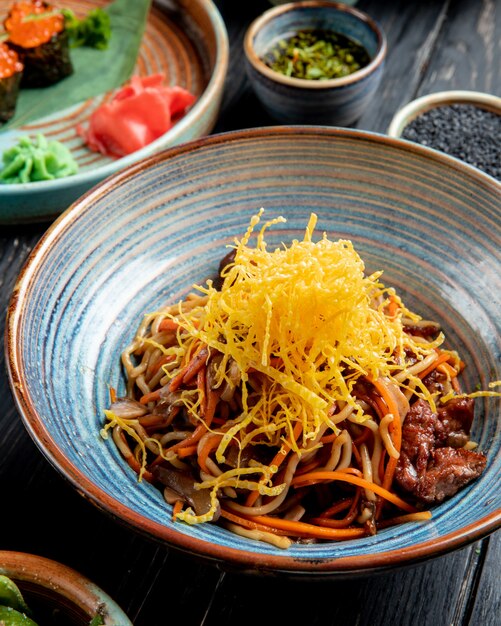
[244,1,386,125]
[0,551,132,625]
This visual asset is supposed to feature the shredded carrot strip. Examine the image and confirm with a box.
[176,445,198,458]
[336,467,363,477]
[169,345,208,392]
[197,367,207,416]
[377,510,432,528]
[125,454,154,483]
[310,495,360,529]
[291,471,416,513]
[147,354,175,377]
[166,388,219,455]
[351,442,362,467]
[139,390,161,405]
[320,431,338,444]
[437,362,457,378]
[172,500,184,521]
[182,348,209,384]
[378,448,387,484]
[418,351,450,379]
[295,458,322,476]
[374,396,389,420]
[221,509,366,540]
[245,420,303,507]
[371,378,402,498]
[245,513,367,540]
[169,364,191,394]
[159,318,200,332]
[387,295,399,319]
[379,460,398,517]
[318,498,353,518]
[158,318,181,332]
[220,509,291,536]
[353,426,372,446]
[198,434,223,474]
[211,416,226,426]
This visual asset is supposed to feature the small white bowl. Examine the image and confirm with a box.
[387,90,501,137]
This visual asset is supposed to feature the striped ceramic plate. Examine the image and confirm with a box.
[0,0,228,223]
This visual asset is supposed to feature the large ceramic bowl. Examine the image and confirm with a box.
[6,127,500,577]
[0,551,132,625]
[244,1,386,125]
[0,0,229,224]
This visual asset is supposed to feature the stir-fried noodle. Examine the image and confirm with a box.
[103,211,497,548]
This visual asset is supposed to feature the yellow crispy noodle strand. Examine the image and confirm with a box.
[102,410,150,481]
[441,380,501,404]
[175,466,284,524]
[106,210,499,525]
[142,337,174,356]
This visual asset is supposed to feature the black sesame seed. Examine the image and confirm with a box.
[401,103,501,179]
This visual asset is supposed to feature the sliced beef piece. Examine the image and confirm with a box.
[422,368,447,395]
[395,452,419,493]
[395,397,486,505]
[435,397,475,448]
[353,380,381,416]
[213,249,237,290]
[400,398,437,475]
[403,321,441,338]
[219,248,236,274]
[414,447,487,504]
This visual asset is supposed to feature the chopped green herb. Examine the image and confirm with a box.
[0,576,32,616]
[20,9,62,22]
[0,575,108,625]
[89,613,106,626]
[262,29,370,80]
[62,7,111,50]
[0,605,39,625]
[0,576,38,625]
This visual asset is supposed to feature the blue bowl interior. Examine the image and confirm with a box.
[9,128,500,571]
[253,6,380,60]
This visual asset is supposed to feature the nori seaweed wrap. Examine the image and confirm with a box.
[4,1,73,87]
[0,41,23,123]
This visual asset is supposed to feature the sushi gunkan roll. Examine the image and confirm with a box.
[4,1,73,87]
[0,41,23,123]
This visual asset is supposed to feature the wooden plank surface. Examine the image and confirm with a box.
[416,0,501,96]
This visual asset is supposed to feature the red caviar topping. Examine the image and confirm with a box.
[5,1,64,49]
[0,42,24,79]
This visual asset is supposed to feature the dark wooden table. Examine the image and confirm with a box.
[1,1,500,624]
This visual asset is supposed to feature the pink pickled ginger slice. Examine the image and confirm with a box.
[81,74,196,158]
